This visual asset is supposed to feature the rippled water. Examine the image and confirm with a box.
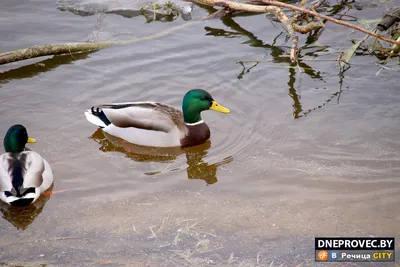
[0,0,399,266]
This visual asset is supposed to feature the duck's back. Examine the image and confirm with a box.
[0,152,45,191]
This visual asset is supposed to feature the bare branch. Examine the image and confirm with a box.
[249,0,400,46]
[287,16,299,62]
[293,21,324,34]
[0,43,111,65]
[0,22,197,65]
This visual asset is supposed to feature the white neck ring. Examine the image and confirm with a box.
[185,120,204,126]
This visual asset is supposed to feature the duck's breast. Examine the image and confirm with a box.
[180,123,210,147]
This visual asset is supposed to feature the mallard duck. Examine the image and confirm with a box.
[84,89,231,147]
[0,125,53,207]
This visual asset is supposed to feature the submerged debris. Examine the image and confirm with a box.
[57,0,194,21]
[377,7,400,32]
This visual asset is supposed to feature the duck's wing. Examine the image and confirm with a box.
[0,152,45,190]
[0,154,12,192]
[90,102,186,133]
[21,151,45,188]
[0,152,48,206]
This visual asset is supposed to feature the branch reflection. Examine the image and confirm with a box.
[0,52,94,85]
[203,12,346,119]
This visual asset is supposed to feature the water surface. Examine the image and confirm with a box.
[0,0,399,266]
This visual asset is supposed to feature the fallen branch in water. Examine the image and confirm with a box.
[248,0,400,46]
[191,0,400,46]
[0,0,322,65]
[1,0,398,66]
[0,42,112,65]
[0,22,199,65]
[187,0,399,65]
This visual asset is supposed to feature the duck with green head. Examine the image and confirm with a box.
[0,125,53,207]
[84,89,231,147]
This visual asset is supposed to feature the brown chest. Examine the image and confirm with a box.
[180,123,210,147]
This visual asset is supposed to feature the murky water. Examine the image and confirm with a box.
[0,0,399,266]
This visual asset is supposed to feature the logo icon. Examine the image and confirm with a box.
[329,251,338,261]
[318,250,329,261]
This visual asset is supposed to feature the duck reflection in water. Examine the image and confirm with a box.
[90,128,232,184]
[0,184,53,230]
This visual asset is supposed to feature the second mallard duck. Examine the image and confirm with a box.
[0,125,53,207]
[84,89,231,147]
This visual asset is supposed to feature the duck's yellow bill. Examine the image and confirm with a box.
[210,101,231,114]
[27,137,37,143]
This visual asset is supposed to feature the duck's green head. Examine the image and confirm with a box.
[4,125,36,153]
[182,89,230,124]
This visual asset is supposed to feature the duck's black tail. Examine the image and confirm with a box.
[84,107,112,128]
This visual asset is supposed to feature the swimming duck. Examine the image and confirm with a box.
[0,125,53,207]
[84,89,231,147]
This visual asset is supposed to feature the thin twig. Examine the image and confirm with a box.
[288,16,299,62]
[149,226,157,238]
[237,60,264,63]
[201,8,232,20]
[237,57,347,62]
